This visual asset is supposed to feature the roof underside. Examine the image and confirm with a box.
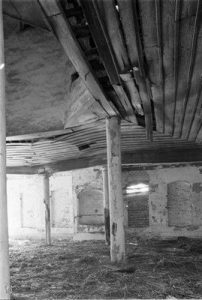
[3,0,202,172]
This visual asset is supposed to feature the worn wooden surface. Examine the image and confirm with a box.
[102,167,110,245]
[106,117,126,263]
[2,0,202,169]
[43,173,51,245]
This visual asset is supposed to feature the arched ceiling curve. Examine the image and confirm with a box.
[3,0,202,171]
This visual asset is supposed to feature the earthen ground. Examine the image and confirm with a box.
[10,235,202,299]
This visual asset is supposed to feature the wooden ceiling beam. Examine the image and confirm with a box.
[80,0,137,123]
[136,0,163,134]
[37,0,116,117]
[7,147,202,174]
[172,0,181,135]
[117,0,153,140]
[188,77,202,141]
[179,0,202,138]
[160,0,176,136]
[98,0,144,119]
[155,0,164,133]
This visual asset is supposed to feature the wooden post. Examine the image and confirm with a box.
[0,0,11,297]
[102,167,110,245]
[43,173,51,245]
[106,117,126,263]
[73,192,79,236]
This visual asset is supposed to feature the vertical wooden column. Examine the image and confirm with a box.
[106,117,126,263]
[102,167,110,245]
[73,194,79,236]
[0,0,10,297]
[43,173,51,245]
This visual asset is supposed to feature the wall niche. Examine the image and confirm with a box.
[78,188,104,225]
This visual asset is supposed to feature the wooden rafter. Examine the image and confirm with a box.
[161,0,175,135]
[93,0,143,122]
[37,0,116,118]
[136,0,163,134]
[80,0,138,123]
[179,0,202,138]
[188,77,202,141]
[130,0,153,140]
[172,0,181,135]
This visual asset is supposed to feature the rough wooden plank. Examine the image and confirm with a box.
[38,0,116,117]
[133,68,153,141]
[80,0,138,122]
[43,173,51,245]
[93,0,140,120]
[119,73,143,116]
[106,117,126,263]
[80,0,119,85]
[102,167,110,245]
[174,0,198,137]
[181,0,202,139]
[6,128,73,141]
[188,77,202,141]
[172,0,181,135]
[127,0,153,139]
[137,0,164,133]
[162,0,175,135]
[195,124,202,143]
[6,147,202,175]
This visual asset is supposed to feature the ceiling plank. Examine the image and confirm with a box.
[6,128,73,142]
[117,0,154,138]
[172,0,181,135]
[128,0,153,140]
[7,147,202,174]
[133,68,153,140]
[93,0,142,122]
[137,0,164,134]
[80,0,138,123]
[37,0,116,117]
[188,78,202,141]
[181,0,202,139]
[154,0,164,133]
[161,0,175,135]
[174,0,199,138]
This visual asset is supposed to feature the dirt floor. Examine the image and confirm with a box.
[10,235,202,299]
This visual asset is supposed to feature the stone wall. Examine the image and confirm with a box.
[7,165,202,240]
[7,172,73,239]
[146,166,202,238]
[72,165,202,238]
[121,166,202,238]
[72,167,104,234]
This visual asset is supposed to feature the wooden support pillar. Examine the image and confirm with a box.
[73,191,79,236]
[102,167,110,245]
[0,0,10,297]
[43,173,51,245]
[106,117,126,263]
